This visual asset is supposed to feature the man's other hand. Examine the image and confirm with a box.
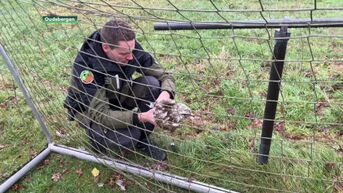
[156,91,171,103]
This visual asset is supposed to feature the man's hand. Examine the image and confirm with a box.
[156,91,171,103]
[138,91,172,126]
[138,108,156,126]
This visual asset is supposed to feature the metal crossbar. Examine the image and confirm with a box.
[154,18,343,30]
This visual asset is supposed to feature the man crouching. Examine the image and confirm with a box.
[64,19,175,161]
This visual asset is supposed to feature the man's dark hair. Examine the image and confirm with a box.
[100,19,135,49]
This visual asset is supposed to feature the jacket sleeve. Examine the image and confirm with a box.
[138,50,176,98]
[87,87,138,129]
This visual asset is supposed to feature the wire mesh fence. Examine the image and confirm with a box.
[0,0,342,192]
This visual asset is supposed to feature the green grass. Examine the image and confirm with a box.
[6,153,188,193]
[0,0,342,192]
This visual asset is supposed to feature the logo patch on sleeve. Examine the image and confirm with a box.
[80,70,94,84]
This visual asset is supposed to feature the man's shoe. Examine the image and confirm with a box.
[137,138,167,161]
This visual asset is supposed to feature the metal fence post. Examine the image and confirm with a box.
[257,26,290,164]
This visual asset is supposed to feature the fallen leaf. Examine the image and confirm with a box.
[337,145,343,155]
[93,176,100,184]
[325,162,335,169]
[107,175,116,187]
[200,84,211,91]
[10,184,25,191]
[116,179,126,191]
[315,101,329,115]
[51,172,62,182]
[43,159,50,165]
[190,116,208,127]
[213,79,221,86]
[106,173,133,190]
[247,120,262,129]
[248,138,255,149]
[338,130,343,137]
[0,104,8,110]
[334,181,343,192]
[75,169,83,177]
[275,122,285,133]
[219,125,230,131]
[91,168,100,177]
[226,108,236,115]
[0,123,3,135]
[318,128,330,132]
[285,133,304,140]
[226,71,234,77]
[0,145,7,149]
[28,152,37,159]
[38,159,50,170]
[62,169,70,174]
[149,161,169,172]
[245,112,256,119]
[59,159,65,168]
[21,138,30,145]
[55,130,66,138]
[186,177,195,182]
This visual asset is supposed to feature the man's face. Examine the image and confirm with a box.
[102,40,135,66]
